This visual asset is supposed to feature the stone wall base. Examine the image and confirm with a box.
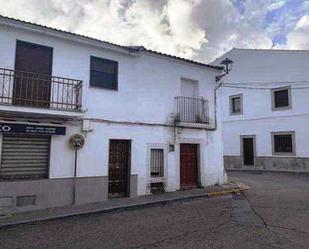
[224,156,309,173]
[0,174,140,215]
[0,176,108,214]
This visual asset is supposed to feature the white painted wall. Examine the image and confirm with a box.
[215,48,309,158]
[0,22,224,196]
[0,25,217,124]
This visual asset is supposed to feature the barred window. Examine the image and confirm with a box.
[150,149,164,178]
[272,132,295,154]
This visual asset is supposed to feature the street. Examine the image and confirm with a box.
[0,172,309,249]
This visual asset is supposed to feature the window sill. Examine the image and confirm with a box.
[272,153,296,157]
[272,106,292,111]
[230,112,243,116]
[149,177,166,183]
[89,85,118,91]
[176,122,213,129]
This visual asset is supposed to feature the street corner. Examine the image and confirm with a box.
[206,181,250,198]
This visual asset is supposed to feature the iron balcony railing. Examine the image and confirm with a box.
[0,68,82,111]
[175,96,209,124]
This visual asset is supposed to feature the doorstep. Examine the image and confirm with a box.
[0,181,249,228]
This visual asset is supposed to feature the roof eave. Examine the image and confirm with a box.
[0,15,135,56]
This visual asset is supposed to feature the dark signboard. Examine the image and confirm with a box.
[0,123,66,135]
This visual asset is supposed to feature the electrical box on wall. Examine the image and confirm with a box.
[169,144,175,152]
[82,120,93,132]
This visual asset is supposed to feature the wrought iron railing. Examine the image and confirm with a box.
[175,96,209,124]
[0,68,82,111]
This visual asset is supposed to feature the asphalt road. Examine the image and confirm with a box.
[0,171,309,249]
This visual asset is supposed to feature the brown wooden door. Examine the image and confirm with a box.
[243,137,255,165]
[14,40,53,107]
[108,140,130,197]
[180,144,198,188]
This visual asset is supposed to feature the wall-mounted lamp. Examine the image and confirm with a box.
[216,57,234,82]
[221,57,234,74]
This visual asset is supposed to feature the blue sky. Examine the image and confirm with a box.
[233,0,309,46]
[0,0,309,62]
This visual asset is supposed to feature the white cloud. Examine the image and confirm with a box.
[282,15,309,49]
[267,0,286,11]
[0,0,275,62]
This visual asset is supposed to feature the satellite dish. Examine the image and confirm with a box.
[69,134,85,150]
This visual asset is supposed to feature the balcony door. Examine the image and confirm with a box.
[179,78,203,123]
[181,78,199,98]
[14,40,53,108]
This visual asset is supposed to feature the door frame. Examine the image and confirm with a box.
[108,139,131,198]
[179,143,200,188]
[240,135,256,166]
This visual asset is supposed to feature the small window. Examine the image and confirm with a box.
[272,132,295,155]
[272,87,291,110]
[150,149,164,178]
[230,94,242,115]
[90,56,118,90]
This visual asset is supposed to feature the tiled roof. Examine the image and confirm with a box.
[0,15,222,71]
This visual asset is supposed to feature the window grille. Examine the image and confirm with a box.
[150,149,164,178]
[274,134,293,153]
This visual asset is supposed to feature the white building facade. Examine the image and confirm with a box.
[215,48,309,173]
[0,16,225,214]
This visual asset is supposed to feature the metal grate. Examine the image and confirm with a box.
[150,149,164,178]
[0,134,50,180]
[175,96,209,124]
[274,134,293,153]
[16,195,36,207]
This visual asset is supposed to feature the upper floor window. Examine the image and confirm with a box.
[272,87,291,110]
[272,132,295,155]
[90,56,118,90]
[229,94,243,115]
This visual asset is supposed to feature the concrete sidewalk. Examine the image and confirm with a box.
[0,181,249,228]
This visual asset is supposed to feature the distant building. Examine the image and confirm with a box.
[0,15,225,214]
[214,48,309,173]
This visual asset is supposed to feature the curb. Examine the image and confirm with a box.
[207,187,250,197]
[0,187,249,229]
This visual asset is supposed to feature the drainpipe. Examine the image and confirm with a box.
[206,77,224,131]
[209,57,234,131]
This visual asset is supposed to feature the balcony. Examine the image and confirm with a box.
[175,96,209,126]
[0,68,82,116]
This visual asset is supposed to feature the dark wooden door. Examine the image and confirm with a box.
[14,40,53,107]
[108,140,130,197]
[243,137,254,165]
[180,144,198,188]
